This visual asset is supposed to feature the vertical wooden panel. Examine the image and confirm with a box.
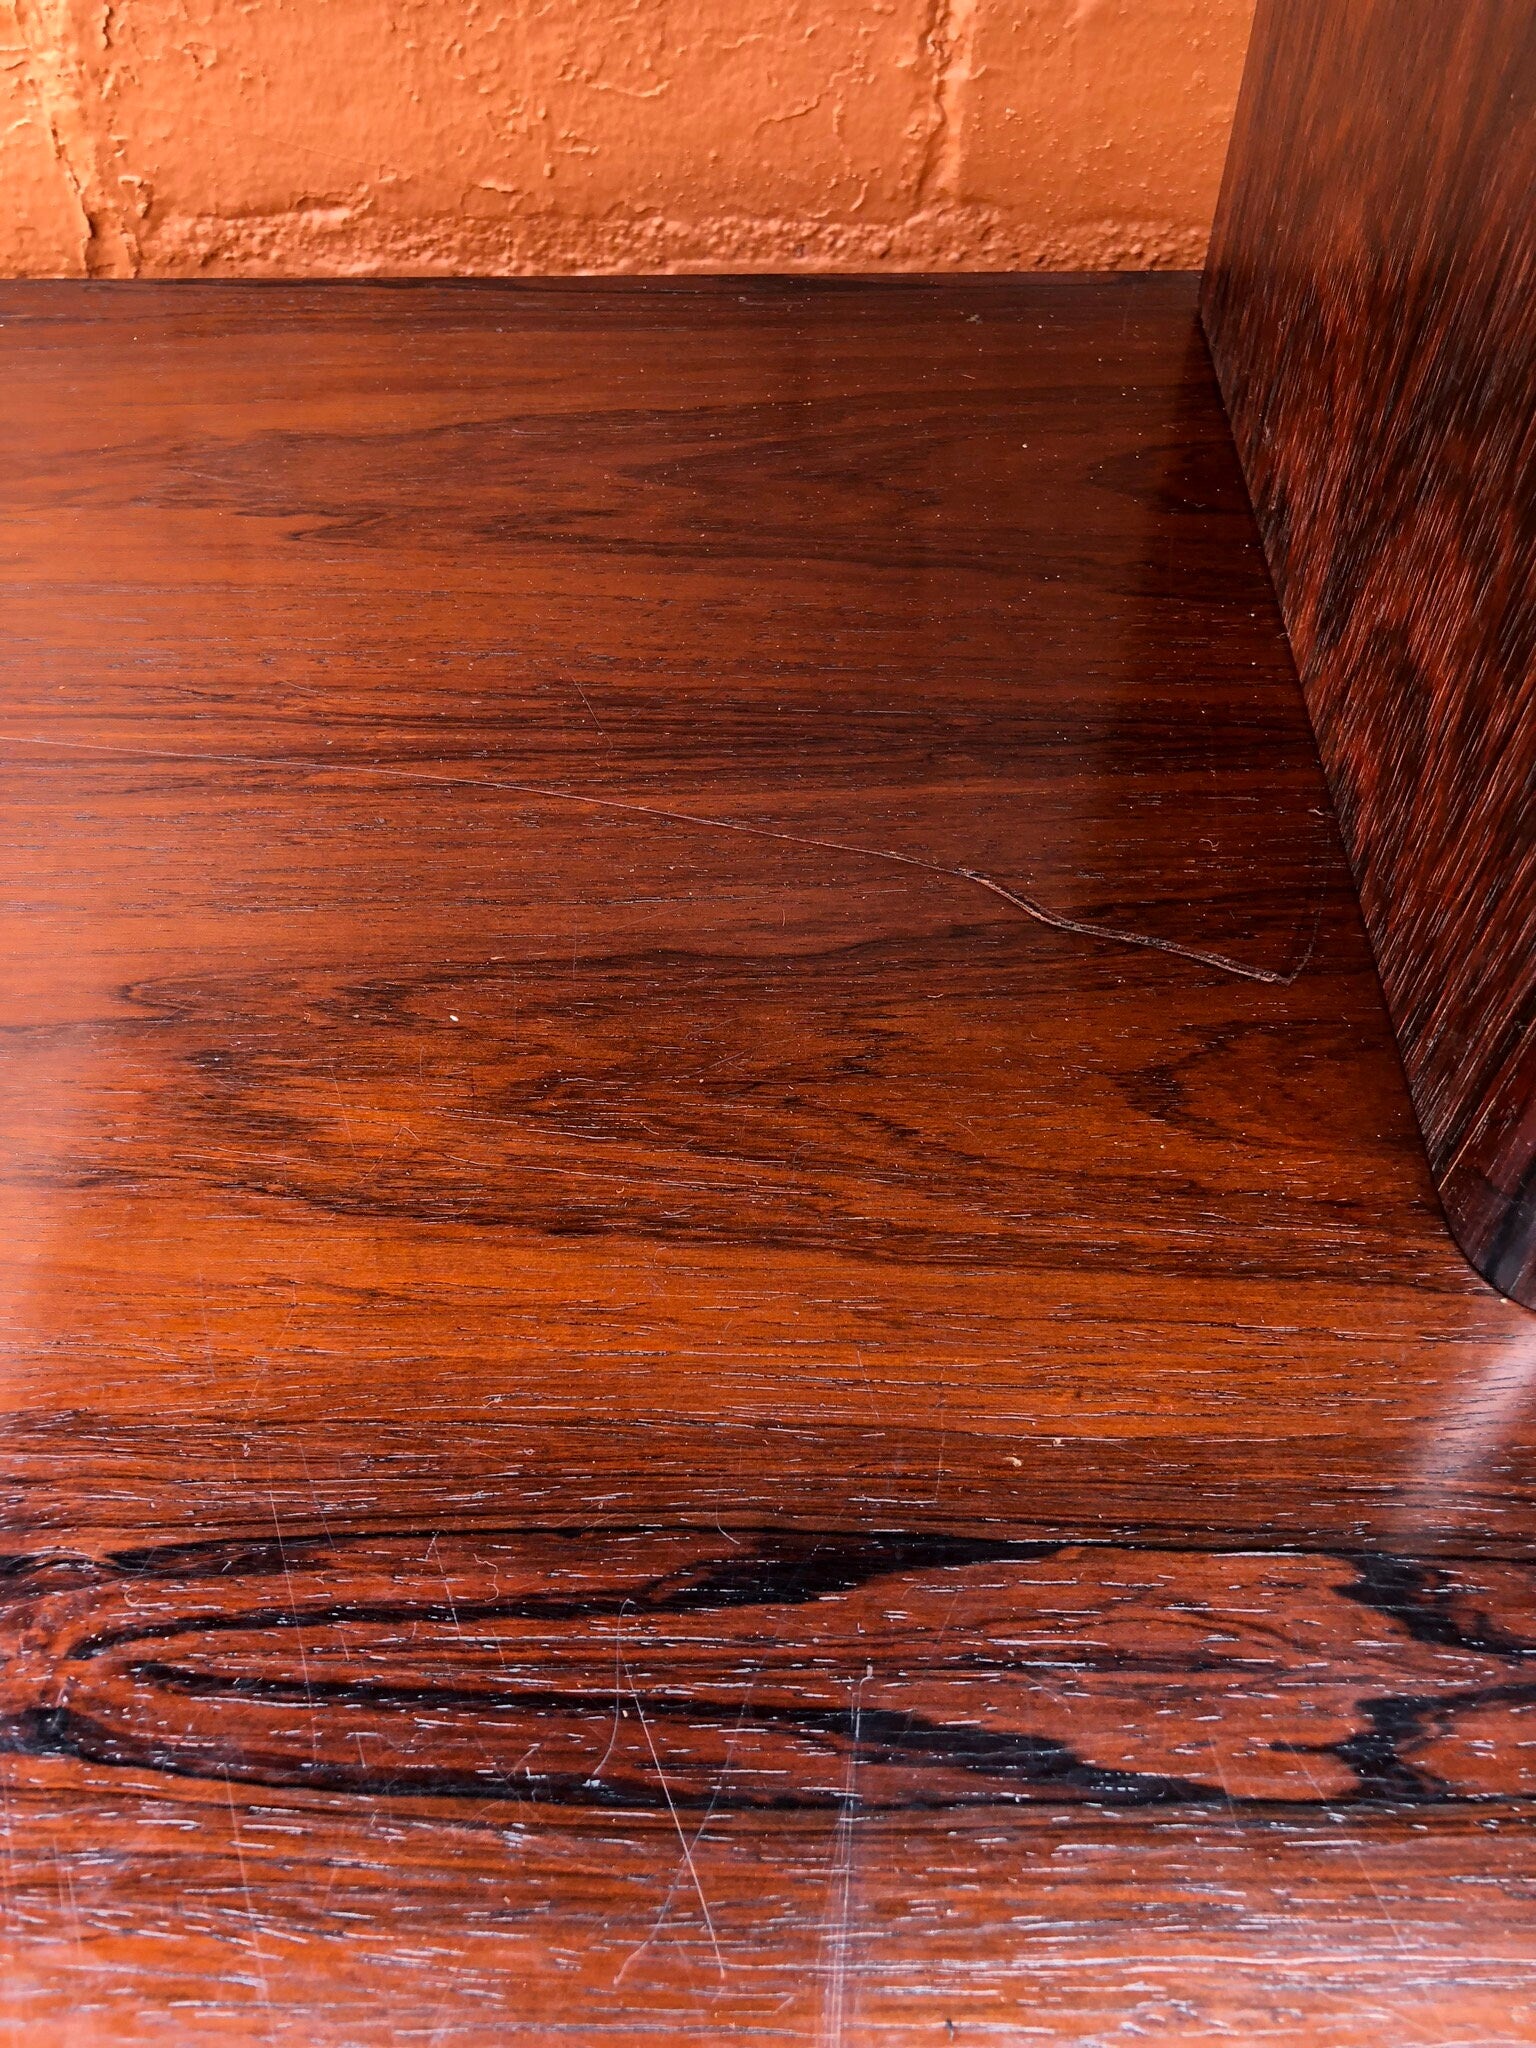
[1202,0,1536,1304]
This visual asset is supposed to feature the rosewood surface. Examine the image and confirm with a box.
[0,277,1532,2044]
[1202,0,1536,1306]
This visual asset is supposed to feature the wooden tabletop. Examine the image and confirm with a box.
[0,276,1530,2044]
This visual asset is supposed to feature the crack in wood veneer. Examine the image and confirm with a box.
[0,733,1320,988]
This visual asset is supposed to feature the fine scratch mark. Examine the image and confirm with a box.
[49,1839,86,1997]
[567,675,614,749]
[267,1486,319,1768]
[618,1657,761,1988]
[0,734,1317,986]
[820,1664,870,2048]
[928,1377,950,1508]
[1276,1744,1410,1956]
[222,1770,276,2028]
[590,1601,632,1797]
[616,1641,724,1978]
[325,1058,360,1164]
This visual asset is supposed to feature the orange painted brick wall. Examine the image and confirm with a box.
[1,0,1254,276]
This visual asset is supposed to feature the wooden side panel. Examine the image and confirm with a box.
[1201,0,1536,1304]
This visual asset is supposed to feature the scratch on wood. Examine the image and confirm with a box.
[0,734,1319,987]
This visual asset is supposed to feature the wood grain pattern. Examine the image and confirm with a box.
[0,276,1532,2043]
[1202,0,1536,1306]
[11,1527,1536,1810]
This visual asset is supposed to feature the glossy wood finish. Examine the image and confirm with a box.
[0,277,1532,2043]
[1202,0,1536,1306]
